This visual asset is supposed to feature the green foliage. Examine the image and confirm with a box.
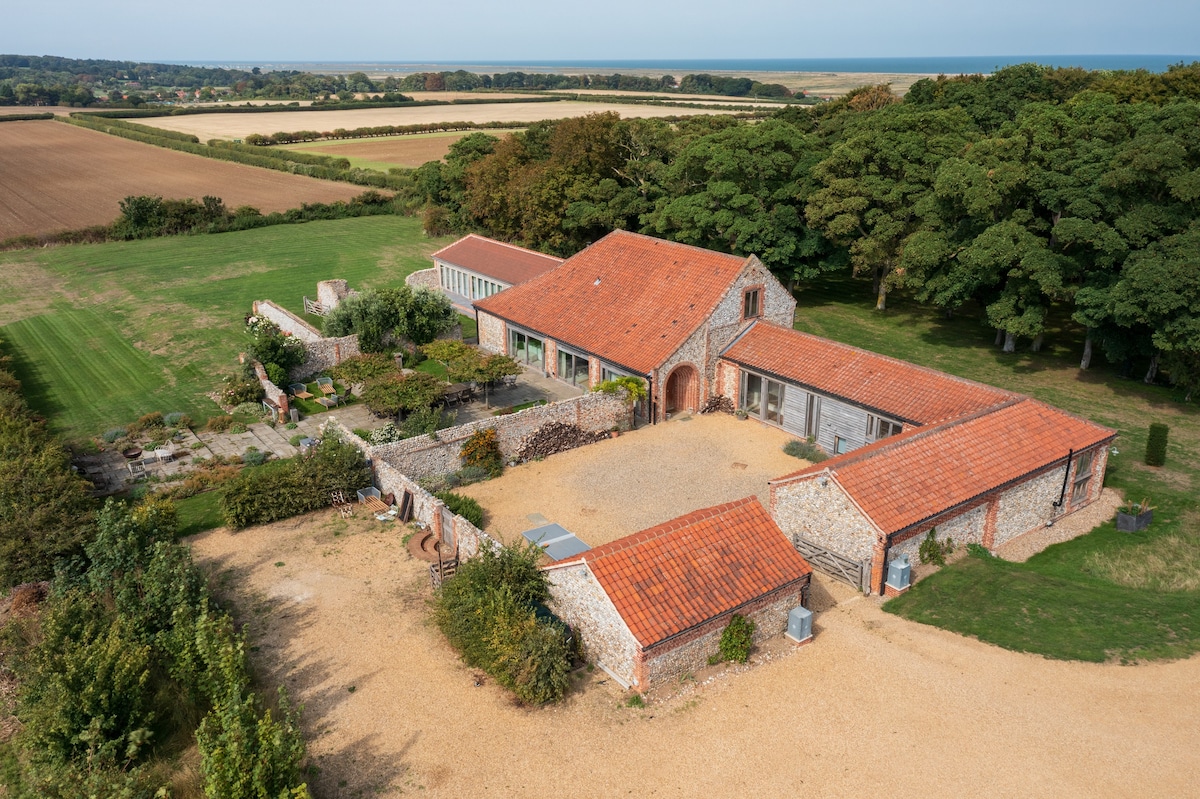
[360,371,442,418]
[625,693,645,708]
[404,287,458,345]
[331,352,398,385]
[433,542,571,704]
[220,436,369,529]
[221,374,263,406]
[322,286,455,351]
[592,375,648,402]
[435,490,484,527]
[245,317,305,378]
[918,528,955,566]
[459,427,503,477]
[1145,423,1169,466]
[243,447,269,467]
[0,341,96,588]
[782,439,828,462]
[717,614,756,664]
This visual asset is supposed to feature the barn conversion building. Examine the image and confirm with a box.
[430,234,563,314]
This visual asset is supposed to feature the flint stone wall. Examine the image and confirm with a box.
[545,564,639,687]
[477,311,507,354]
[369,391,627,481]
[771,475,878,561]
[253,300,322,343]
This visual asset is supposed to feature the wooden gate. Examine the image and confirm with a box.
[794,536,871,593]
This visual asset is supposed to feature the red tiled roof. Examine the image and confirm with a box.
[724,322,1015,425]
[771,398,1117,534]
[552,498,812,648]
[475,230,751,374]
[431,234,563,286]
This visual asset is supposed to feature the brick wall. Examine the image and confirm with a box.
[639,579,808,688]
[368,391,628,481]
[545,563,639,687]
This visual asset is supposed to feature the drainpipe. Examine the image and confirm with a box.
[1050,447,1074,523]
[647,374,657,425]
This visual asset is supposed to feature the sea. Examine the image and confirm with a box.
[181,55,1198,77]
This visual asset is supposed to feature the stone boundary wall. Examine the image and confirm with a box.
[405,268,439,291]
[294,334,361,381]
[326,420,500,560]
[369,391,628,481]
[252,360,289,418]
[253,300,322,342]
[545,563,639,687]
[317,279,353,310]
[639,579,808,688]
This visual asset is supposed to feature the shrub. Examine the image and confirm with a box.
[918,528,955,566]
[220,374,262,406]
[245,315,305,377]
[164,411,186,426]
[361,371,442,418]
[289,434,303,447]
[220,436,370,529]
[460,427,503,477]
[1145,423,1169,466]
[401,404,447,439]
[101,427,126,443]
[368,422,404,445]
[435,490,484,527]
[433,542,571,704]
[242,447,269,467]
[718,614,756,664]
[332,352,397,385]
[783,439,828,462]
[204,414,235,432]
[229,423,247,434]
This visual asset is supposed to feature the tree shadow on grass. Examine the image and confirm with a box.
[0,332,69,424]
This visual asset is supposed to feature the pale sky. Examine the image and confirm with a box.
[6,0,1198,63]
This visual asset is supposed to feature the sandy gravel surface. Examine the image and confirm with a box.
[137,101,758,141]
[456,413,804,547]
[190,511,1200,799]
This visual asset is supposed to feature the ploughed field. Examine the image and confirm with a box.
[133,100,759,140]
[0,120,363,239]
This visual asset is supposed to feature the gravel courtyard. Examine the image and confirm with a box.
[455,412,806,548]
[189,511,1200,798]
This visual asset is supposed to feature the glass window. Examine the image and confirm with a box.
[508,329,545,368]
[766,380,784,424]
[743,288,761,319]
[868,415,902,441]
[742,372,763,416]
[557,349,590,388]
[834,436,849,455]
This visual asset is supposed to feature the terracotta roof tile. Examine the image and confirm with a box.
[723,322,1015,425]
[475,230,751,374]
[771,398,1117,534]
[552,498,812,647]
[431,234,563,286]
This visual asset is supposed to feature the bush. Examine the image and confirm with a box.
[368,422,404,445]
[783,439,828,462]
[433,542,571,704]
[1145,423,1169,466]
[918,528,955,566]
[718,614,755,664]
[435,490,484,527]
[101,427,126,443]
[220,374,262,406]
[220,436,370,529]
[242,447,269,467]
[361,371,442,418]
[400,404,447,439]
[460,427,503,477]
[164,411,192,428]
[332,353,398,385]
[204,414,235,432]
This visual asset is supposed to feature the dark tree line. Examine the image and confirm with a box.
[411,63,1200,396]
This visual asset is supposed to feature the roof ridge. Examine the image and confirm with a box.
[601,229,750,264]
[431,234,563,264]
[743,321,1017,401]
[770,395,1027,485]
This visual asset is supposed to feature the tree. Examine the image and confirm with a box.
[360,371,443,418]
[402,287,457,345]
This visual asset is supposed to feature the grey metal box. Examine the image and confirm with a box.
[887,554,911,590]
[787,606,813,642]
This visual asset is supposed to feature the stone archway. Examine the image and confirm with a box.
[665,363,700,415]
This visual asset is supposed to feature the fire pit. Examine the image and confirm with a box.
[121,447,143,460]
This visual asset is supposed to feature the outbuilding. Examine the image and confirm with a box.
[543,497,812,689]
[430,234,563,314]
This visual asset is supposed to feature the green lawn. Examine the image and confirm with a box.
[0,216,453,440]
[797,276,1200,662]
[175,489,226,536]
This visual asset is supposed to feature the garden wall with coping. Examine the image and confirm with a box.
[368,390,628,481]
[325,420,499,560]
[251,360,289,417]
[317,279,354,310]
[252,300,322,342]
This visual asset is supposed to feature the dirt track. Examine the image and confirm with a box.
[189,467,1200,798]
[0,120,363,239]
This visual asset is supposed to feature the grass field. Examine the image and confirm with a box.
[0,216,453,439]
[0,120,363,239]
[279,129,524,171]
[793,276,1200,662]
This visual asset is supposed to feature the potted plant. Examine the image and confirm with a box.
[1116,498,1154,532]
[735,409,749,421]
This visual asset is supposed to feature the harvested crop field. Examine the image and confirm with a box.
[0,120,363,239]
[280,130,512,168]
[135,100,759,141]
[189,508,1200,798]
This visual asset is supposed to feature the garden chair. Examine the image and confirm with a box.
[316,377,336,396]
[290,383,314,400]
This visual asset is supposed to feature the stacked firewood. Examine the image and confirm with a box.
[516,423,609,461]
[700,395,735,414]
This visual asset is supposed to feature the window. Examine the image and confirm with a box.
[508,329,544,368]
[867,415,902,441]
[743,288,762,320]
[557,349,590,388]
[805,394,821,438]
[739,370,784,425]
[1071,450,1094,504]
[833,436,849,455]
[742,372,763,416]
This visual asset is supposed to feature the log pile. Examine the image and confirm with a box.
[700,395,734,414]
[516,423,609,462]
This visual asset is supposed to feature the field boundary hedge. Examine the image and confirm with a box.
[0,112,54,122]
[75,94,564,120]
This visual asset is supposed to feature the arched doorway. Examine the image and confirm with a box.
[665,364,700,415]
